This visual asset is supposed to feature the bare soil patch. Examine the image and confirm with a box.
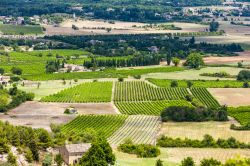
[204,51,250,64]
[0,101,117,131]
[159,120,250,143]
[208,88,250,106]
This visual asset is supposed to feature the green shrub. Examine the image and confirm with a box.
[181,157,195,166]
[118,140,160,158]
[200,158,221,166]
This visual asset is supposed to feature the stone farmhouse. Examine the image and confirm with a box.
[59,143,91,165]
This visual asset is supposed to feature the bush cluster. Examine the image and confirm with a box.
[0,85,34,112]
[157,135,250,149]
[118,140,160,158]
[161,106,228,122]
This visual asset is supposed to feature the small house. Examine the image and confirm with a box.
[59,143,91,165]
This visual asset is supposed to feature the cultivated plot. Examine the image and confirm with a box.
[114,81,189,101]
[190,87,220,108]
[61,115,128,138]
[41,82,113,103]
[108,115,161,145]
[115,100,192,115]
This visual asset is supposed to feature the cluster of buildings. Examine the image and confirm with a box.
[183,1,250,18]
[58,64,88,73]
[0,15,40,25]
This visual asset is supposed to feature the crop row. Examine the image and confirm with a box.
[114,81,189,101]
[61,115,128,138]
[115,100,192,115]
[108,115,160,145]
[190,87,220,108]
[41,82,113,103]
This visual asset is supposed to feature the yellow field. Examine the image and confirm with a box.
[159,120,250,143]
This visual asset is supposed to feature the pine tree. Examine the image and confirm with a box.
[7,152,17,166]
[25,148,33,163]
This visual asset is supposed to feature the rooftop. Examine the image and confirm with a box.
[65,143,91,153]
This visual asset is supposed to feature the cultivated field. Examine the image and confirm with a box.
[143,67,245,80]
[114,81,189,101]
[41,82,113,103]
[108,115,161,145]
[208,88,250,106]
[61,115,128,138]
[159,120,250,143]
[190,87,220,108]
[44,19,208,36]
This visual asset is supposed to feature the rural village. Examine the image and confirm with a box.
[0,0,250,166]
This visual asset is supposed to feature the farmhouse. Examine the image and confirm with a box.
[0,75,10,85]
[59,143,91,165]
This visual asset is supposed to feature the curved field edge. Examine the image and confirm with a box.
[61,114,128,138]
[228,106,250,126]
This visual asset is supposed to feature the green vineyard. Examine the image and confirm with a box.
[115,100,192,115]
[190,87,220,108]
[228,106,250,126]
[61,115,128,138]
[114,81,189,101]
[108,115,160,145]
[41,82,113,103]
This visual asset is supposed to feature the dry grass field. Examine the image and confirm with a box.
[166,148,250,164]
[0,101,118,131]
[195,22,250,44]
[44,19,207,36]
[208,88,250,106]
[159,120,250,143]
[203,51,250,65]
[115,147,250,166]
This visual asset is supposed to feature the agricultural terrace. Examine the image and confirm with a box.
[23,66,185,81]
[190,88,220,108]
[228,106,250,126]
[114,81,189,101]
[0,24,43,35]
[115,100,192,115]
[108,116,160,145]
[147,78,248,88]
[61,115,128,138]
[160,121,250,143]
[41,82,113,103]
